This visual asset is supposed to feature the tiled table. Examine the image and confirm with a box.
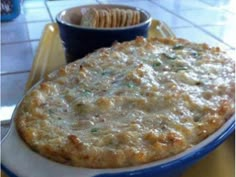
[1,0,235,138]
[1,1,235,177]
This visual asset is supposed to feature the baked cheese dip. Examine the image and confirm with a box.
[16,37,235,168]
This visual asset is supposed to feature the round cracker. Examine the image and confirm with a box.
[91,8,99,27]
[98,10,105,28]
[131,10,136,25]
[105,8,112,27]
[103,9,111,28]
[93,8,100,27]
[80,8,98,27]
[135,11,141,25]
[126,9,133,26]
[111,8,117,28]
[120,9,127,27]
[116,8,122,27]
[97,10,101,27]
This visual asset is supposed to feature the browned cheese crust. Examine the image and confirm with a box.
[16,37,235,168]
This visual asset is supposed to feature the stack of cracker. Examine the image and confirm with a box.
[80,8,141,28]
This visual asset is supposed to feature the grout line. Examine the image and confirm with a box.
[1,19,50,25]
[1,70,30,76]
[175,5,236,16]
[44,0,55,22]
[189,24,235,27]
[1,39,40,45]
[170,23,235,30]
[150,0,235,49]
[198,0,221,7]
[170,25,195,29]
[22,6,46,9]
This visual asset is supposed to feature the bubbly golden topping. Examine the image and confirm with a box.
[16,37,235,168]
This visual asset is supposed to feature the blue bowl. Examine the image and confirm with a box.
[56,4,152,63]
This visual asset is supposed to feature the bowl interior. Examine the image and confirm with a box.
[57,4,151,28]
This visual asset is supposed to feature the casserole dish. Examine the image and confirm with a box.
[2,36,235,177]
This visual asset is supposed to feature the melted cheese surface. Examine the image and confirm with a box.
[16,37,235,168]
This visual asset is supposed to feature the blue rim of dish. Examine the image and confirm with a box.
[1,116,234,177]
[56,4,152,31]
[1,164,18,177]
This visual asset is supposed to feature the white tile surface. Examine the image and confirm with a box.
[23,0,46,8]
[2,7,50,24]
[203,25,236,49]
[31,41,40,56]
[22,7,51,22]
[199,0,236,14]
[27,21,51,40]
[175,8,236,26]
[151,0,211,11]
[172,27,230,50]
[1,73,29,122]
[1,43,34,73]
[1,21,50,43]
[1,23,29,43]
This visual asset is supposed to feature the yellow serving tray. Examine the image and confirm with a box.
[2,20,234,177]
